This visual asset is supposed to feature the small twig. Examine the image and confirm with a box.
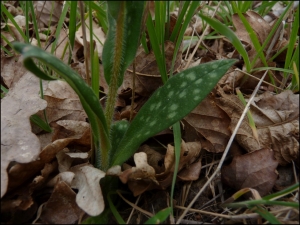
[176,70,269,224]
[234,68,285,91]
[117,190,154,218]
[184,1,220,70]
[175,205,262,221]
[126,195,141,224]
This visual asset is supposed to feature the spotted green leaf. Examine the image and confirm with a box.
[111,59,237,166]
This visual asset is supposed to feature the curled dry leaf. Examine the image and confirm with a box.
[7,120,90,194]
[221,148,278,197]
[119,152,157,188]
[119,141,202,196]
[39,181,84,224]
[70,164,106,216]
[119,152,158,196]
[1,72,47,197]
[251,91,299,165]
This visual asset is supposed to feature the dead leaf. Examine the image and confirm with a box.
[39,181,84,224]
[221,148,278,197]
[234,90,298,165]
[36,80,86,128]
[1,72,47,197]
[119,152,159,196]
[33,1,63,28]
[70,164,106,216]
[7,121,90,194]
[215,87,261,152]
[1,55,30,89]
[75,17,106,59]
[46,171,75,188]
[114,41,182,97]
[183,95,231,153]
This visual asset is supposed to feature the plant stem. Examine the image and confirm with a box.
[104,2,126,131]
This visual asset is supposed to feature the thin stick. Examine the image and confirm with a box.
[234,68,285,91]
[117,190,154,218]
[176,70,269,224]
[184,1,220,70]
[126,195,141,224]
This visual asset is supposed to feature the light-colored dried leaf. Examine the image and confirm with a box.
[75,17,106,59]
[33,1,63,28]
[36,80,86,127]
[70,164,106,216]
[46,171,75,187]
[1,72,47,197]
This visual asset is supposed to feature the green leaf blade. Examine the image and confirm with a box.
[103,1,145,86]
[200,14,251,72]
[112,59,237,166]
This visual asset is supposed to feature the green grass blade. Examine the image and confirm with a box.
[146,14,168,83]
[232,4,268,70]
[27,1,41,47]
[90,1,108,33]
[111,59,237,166]
[92,48,100,97]
[236,89,258,142]
[170,1,199,77]
[141,31,149,54]
[107,191,126,224]
[170,122,181,216]
[30,114,52,133]
[1,2,27,42]
[253,205,281,224]
[263,183,299,201]
[291,61,299,92]
[284,4,299,75]
[50,3,69,54]
[226,199,299,209]
[69,1,78,50]
[169,1,190,42]
[144,207,171,224]
[200,13,251,72]
[81,208,111,224]
[252,67,293,74]
[250,1,293,70]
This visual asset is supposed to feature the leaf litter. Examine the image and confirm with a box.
[1,1,299,224]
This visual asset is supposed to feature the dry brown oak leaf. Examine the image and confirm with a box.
[215,88,299,165]
[221,148,278,197]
